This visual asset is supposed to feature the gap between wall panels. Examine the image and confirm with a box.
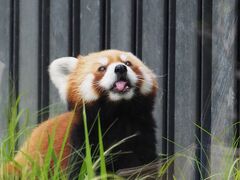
[234,0,240,150]
[69,0,80,57]
[132,0,143,58]
[195,0,212,179]
[9,0,19,149]
[162,0,176,179]
[38,0,50,123]
[100,0,111,50]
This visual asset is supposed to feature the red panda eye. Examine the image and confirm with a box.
[125,61,132,66]
[98,66,106,72]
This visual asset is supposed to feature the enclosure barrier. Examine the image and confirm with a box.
[0,0,239,179]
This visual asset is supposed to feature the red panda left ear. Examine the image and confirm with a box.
[49,57,78,102]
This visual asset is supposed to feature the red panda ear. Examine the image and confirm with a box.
[49,57,78,102]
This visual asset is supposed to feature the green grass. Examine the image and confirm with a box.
[97,112,107,180]
[0,99,121,180]
[81,103,95,179]
[157,123,240,180]
[1,96,240,179]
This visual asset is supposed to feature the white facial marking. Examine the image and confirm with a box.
[49,57,78,102]
[79,73,99,102]
[98,57,109,66]
[120,54,128,62]
[127,66,138,85]
[123,89,134,100]
[99,62,137,90]
[139,67,153,95]
[109,92,122,101]
[109,89,134,101]
[99,63,118,89]
[99,62,137,101]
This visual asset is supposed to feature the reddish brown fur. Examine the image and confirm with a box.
[3,112,77,175]
[3,49,157,176]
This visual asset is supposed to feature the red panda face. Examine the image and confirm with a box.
[49,50,157,105]
[97,56,138,101]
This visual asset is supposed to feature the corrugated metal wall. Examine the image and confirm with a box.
[0,0,239,179]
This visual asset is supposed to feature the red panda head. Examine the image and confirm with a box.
[49,50,157,107]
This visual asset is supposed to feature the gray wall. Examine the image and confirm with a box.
[0,0,239,179]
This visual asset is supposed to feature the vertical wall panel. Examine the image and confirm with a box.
[211,0,237,176]
[110,0,133,51]
[197,1,213,178]
[142,0,165,153]
[80,0,101,54]
[174,0,199,179]
[49,0,69,117]
[18,0,39,127]
[0,0,10,140]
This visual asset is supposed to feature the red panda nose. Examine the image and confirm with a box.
[114,64,127,75]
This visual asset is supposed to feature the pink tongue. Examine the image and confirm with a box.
[115,81,127,91]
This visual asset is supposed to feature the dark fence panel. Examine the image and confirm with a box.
[0,0,239,179]
[0,0,11,140]
[142,0,165,154]
[110,0,133,51]
[174,0,199,178]
[49,0,69,117]
[198,0,213,178]
[80,0,101,54]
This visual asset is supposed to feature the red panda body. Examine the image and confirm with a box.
[4,50,158,177]
[4,112,75,175]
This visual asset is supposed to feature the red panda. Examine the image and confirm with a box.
[3,49,158,177]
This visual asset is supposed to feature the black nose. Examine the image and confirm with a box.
[114,64,127,74]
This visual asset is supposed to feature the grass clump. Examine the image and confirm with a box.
[0,98,117,180]
[1,96,240,180]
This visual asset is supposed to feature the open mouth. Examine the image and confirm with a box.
[111,80,131,93]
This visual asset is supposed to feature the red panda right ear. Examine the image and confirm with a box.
[49,57,78,103]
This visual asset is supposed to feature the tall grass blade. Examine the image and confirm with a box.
[82,103,95,179]
[97,112,107,180]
